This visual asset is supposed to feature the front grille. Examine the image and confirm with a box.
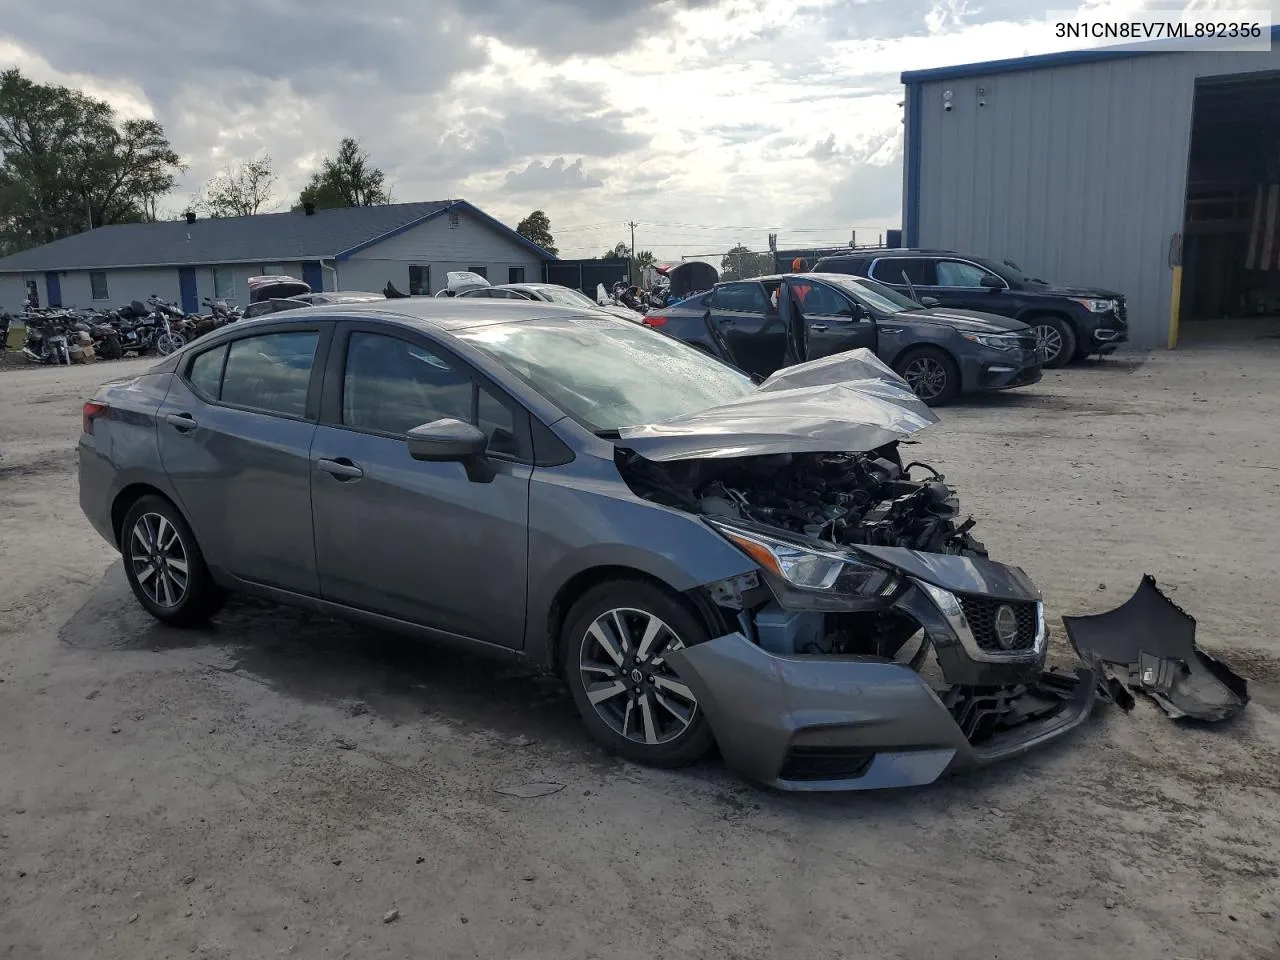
[957,597,1038,653]
[778,747,874,782]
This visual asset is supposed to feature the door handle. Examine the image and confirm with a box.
[315,458,364,481]
[809,323,828,332]
[880,328,903,335]
[166,413,197,432]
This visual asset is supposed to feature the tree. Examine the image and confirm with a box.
[0,68,183,254]
[197,155,276,218]
[601,241,630,260]
[296,137,389,209]
[633,249,656,272]
[720,244,771,281]
[515,209,558,255]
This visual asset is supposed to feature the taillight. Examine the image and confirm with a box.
[642,314,668,327]
[82,401,108,434]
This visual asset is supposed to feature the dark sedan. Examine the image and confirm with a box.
[643,273,1041,405]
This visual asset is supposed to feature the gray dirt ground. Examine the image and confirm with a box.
[1,339,1278,960]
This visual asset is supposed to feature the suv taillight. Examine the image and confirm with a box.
[82,401,108,434]
[642,314,668,327]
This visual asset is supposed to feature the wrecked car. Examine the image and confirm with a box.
[78,299,1094,791]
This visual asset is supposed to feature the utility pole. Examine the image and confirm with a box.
[627,220,637,286]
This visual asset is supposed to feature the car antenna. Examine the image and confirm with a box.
[901,269,922,305]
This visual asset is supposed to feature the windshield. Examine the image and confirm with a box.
[535,286,600,309]
[456,316,755,431]
[819,275,920,315]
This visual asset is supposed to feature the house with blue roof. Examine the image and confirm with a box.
[0,199,557,313]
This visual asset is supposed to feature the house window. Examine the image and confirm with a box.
[262,263,287,277]
[409,265,430,296]
[90,271,109,300]
[468,266,488,279]
[212,266,234,299]
[508,267,525,284]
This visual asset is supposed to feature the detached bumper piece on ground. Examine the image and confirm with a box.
[1064,575,1249,723]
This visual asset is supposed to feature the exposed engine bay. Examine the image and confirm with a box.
[617,442,986,557]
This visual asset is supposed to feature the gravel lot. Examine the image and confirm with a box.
[1,341,1278,960]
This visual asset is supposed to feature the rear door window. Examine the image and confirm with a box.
[711,282,769,313]
[870,258,934,286]
[219,331,320,418]
[187,344,228,400]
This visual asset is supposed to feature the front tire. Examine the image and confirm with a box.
[155,331,186,356]
[99,335,123,360]
[1029,316,1076,369]
[894,346,960,406]
[561,579,715,768]
[121,495,225,626]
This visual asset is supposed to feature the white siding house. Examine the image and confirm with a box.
[0,201,555,313]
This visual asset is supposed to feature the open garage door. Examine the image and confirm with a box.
[1179,71,1280,343]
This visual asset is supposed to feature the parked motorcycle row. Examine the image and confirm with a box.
[1,296,242,366]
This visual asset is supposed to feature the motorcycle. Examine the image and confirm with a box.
[145,296,190,355]
[67,311,123,361]
[22,312,73,365]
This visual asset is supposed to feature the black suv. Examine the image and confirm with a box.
[812,249,1127,368]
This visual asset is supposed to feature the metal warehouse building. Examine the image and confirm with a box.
[901,27,1280,348]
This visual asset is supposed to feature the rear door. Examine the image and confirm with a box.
[868,257,936,301]
[309,323,531,647]
[788,279,876,359]
[708,281,784,377]
[156,321,332,594]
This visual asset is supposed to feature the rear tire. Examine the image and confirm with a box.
[1029,316,1076,369]
[894,346,960,406]
[99,336,123,361]
[561,579,715,768]
[121,495,225,626]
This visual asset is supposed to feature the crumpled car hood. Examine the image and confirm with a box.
[616,349,938,461]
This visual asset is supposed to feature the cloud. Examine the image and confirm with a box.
[807,134,839,161]
[0,0,1163,259]
[503,158,604,192]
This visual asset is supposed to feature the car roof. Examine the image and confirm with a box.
[815,249,958,260]
[252,296,603,332]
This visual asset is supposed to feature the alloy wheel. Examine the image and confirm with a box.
[902,356,949,402]
[579,608,698,746]
[1033,324,1063,365]
[129,512,189,608]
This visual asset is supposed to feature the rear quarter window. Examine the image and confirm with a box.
[187,344,228,400]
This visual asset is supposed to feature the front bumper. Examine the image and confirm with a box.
[960,347,1042,394]
[667,570,1096,791]
[1089,313,1129,353]
[669,634,1095,791]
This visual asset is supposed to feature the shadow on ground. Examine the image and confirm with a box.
[60,563,588,752]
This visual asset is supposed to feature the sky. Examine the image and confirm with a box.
[0,0,1269,259]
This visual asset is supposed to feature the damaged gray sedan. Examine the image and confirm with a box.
[78,299,1095,791]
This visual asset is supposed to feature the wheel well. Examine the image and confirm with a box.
[544,566,729,674]
[1020,310,1077,333]
[895,342,959,373]
[110,483,175,547]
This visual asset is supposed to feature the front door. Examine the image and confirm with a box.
[155,325,330,594]
[178,267,198,314]
[309,325,531,647]
[931,259,1010,315]
[787,278,877,360]
[708,281,784,377]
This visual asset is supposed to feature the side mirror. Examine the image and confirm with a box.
[919,296,941,308]
[406,418,495,483]
[980,275,1003,290]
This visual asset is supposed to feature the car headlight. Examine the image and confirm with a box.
[709,521,900,611]
[960,332,1020,351]
[1073,298,1116,313]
